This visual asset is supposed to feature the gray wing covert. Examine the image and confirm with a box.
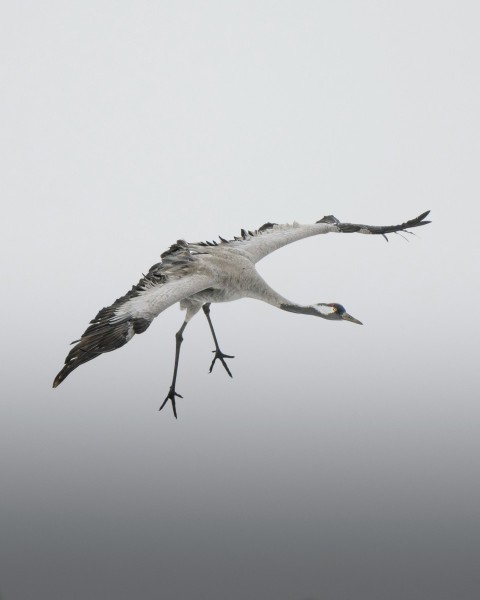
[224,222,335,263]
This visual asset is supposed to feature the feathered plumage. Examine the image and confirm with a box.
[53,211,431,415]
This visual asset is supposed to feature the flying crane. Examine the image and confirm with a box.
[53,211,431,417]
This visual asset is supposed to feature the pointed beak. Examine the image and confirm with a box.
[341,313,363,325]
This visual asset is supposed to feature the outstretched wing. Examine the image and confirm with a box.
[325,210,431,238]
[217,222,337,263]
[217,211,431,263]
[53,252,213,388]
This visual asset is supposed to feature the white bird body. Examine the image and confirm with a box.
[53,212,431,416]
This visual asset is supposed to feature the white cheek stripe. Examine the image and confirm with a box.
[316,304,335,316]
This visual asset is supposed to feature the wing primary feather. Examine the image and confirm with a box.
[53,255,213,387]
[336,210,431,235]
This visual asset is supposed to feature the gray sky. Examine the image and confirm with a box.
[1,1,479,599]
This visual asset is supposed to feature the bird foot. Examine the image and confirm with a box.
[159,386,183,419]
[209,350,234,378]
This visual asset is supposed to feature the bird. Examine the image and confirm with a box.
[53,210,431,417]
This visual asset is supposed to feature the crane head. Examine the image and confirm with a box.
[315,303,363,324]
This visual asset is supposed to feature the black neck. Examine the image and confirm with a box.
[280,303,326,318]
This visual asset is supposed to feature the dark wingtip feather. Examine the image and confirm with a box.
[411,210,431,225]
[52,364,73,388]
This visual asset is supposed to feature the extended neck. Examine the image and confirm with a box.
[245,272,332,319]
[280,303,330,319]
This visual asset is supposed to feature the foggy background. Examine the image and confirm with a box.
[1,1,479,599]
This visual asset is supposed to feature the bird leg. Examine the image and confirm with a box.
[202,303,234,378]
[159,320,187,418]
